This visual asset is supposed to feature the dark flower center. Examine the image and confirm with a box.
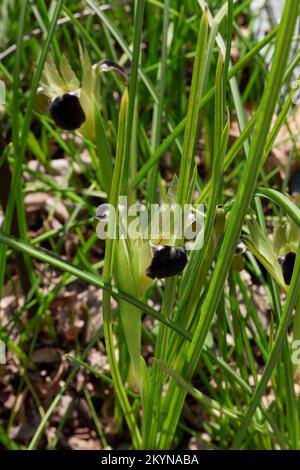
[146,246,187,279]
[281,252,296,285]
[49,93,86,130]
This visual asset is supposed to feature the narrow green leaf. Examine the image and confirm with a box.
[0,231,192,341]
[255,188,300,228]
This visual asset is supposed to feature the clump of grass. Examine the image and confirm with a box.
[0,0,300,451]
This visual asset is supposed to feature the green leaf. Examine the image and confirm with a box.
[78,44,97,140]
[119,302,142,388]
[255,188,300,229]
[140,357,152,443]
[176,8,208,207]
[115,238,137,296]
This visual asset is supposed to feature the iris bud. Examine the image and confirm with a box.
[49,93,86,130]
[146,245,187,279]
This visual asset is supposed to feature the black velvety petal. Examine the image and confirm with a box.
[281,252,296,286]
[49,94,86,130]
[146,246,187,279]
